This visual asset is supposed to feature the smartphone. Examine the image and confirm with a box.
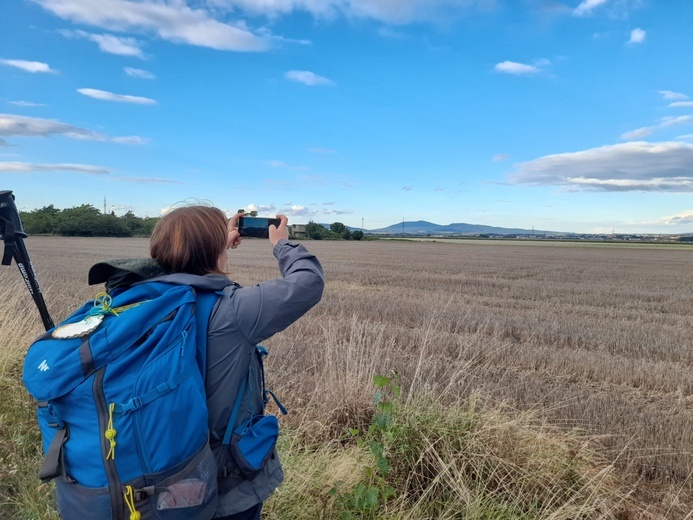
[238,216,281,238]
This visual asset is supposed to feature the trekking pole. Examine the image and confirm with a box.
[0,190,54,331]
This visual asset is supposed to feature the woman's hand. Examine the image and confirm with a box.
[226,213,243,249]
[269,214,289,247]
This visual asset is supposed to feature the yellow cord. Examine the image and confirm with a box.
[105,403,117,460]
[91,292,149,317]
[124,486,141,520]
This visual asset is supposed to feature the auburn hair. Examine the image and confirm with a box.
[150,206,227,275]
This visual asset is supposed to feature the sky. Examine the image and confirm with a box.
[1,0,693,233]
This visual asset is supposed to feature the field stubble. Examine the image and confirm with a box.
[1,237,692,518]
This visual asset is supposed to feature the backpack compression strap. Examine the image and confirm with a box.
[220,346,288,447]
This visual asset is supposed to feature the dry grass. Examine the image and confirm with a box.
[1,236,692,518]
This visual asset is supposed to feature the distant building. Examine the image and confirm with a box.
[290,224,306,238]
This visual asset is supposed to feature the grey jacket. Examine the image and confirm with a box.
[90,240,325,516]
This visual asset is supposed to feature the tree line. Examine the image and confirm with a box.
[305,221,364,240]
[19,204,364,240]
[20,205,159,237]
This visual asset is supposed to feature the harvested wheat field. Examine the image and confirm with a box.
[1,236,692,519]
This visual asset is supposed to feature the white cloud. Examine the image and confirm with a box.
[279,204,312,216]
[244,203,277,214]
[285,70,334,86]
[0,59,57,73]
[77,88,158,105]
[659,210,693,225]
[402,185,414,191]
[659,90,688,100]
[0,161,109,174]
[111,136,149,144]
[33,0,269,51]
[61,30,144,57]
[112,176,185,184]
[494,61,540,75]
[125,67,156,79]
[621,116,692,140]
[572,0,609,16]
[8,101,46,107]
[621,127,651,140]
[323,208,353,215]
[492,153,510,161]
[308,147,335,154]
[508,141,693,192]
[677,134,693,141]
[0,113,146,144]
[627,28,646,44]
[205,0,495,25]
[669,101,693,108]
[659,116,692,128]
[573,0,640,18]
[269,160,288,167]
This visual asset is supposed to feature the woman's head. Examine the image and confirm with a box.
[150,206,227,275]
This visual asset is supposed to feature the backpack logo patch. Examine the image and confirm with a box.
[37,360,50,372]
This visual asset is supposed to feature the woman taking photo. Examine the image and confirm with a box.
[88,206,325,519]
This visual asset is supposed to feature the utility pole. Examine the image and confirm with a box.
[103,196,107,214]
[362,217,364,231]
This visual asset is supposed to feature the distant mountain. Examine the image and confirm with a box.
[368,220,559,235]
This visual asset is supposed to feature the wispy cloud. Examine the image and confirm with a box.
[572,0,609,17]
[125,67,156,79]
[509,141,693,192]
[659,90,688,100]
[308,147,335,154]
[33,0,269,51]
[573,0,641,18]
[402,185,414,191]
[8,101,46,107]
[0,59,57,73]
[0,161,109,174]
[267,159,310,171]
[658,210,693,225]
[243,203,276,214]
[492,153,510,161]
[627,28,646,44]
[112,176,185,184]
[77,88,157,105]
[677,134,693,141]
[323,208,353,215]
[204,0,495,24]
[621,116,692,140]
[494,60,540,75]
[285,70,334,86]
[60,30,144,57]
[669,101,693,108]
[278,204,313,217]
[0,113,146,144]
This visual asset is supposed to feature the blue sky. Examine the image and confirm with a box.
[1,0,692,233]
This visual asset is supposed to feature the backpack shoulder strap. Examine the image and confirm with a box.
[194,290,222,380]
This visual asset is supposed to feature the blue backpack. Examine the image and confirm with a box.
[23,281,220,520]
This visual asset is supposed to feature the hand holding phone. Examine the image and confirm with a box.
[268,214,288,246]
[238,216,282,239]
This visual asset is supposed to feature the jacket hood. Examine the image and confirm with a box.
[88,259,168,291]
[89,258,237,293]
